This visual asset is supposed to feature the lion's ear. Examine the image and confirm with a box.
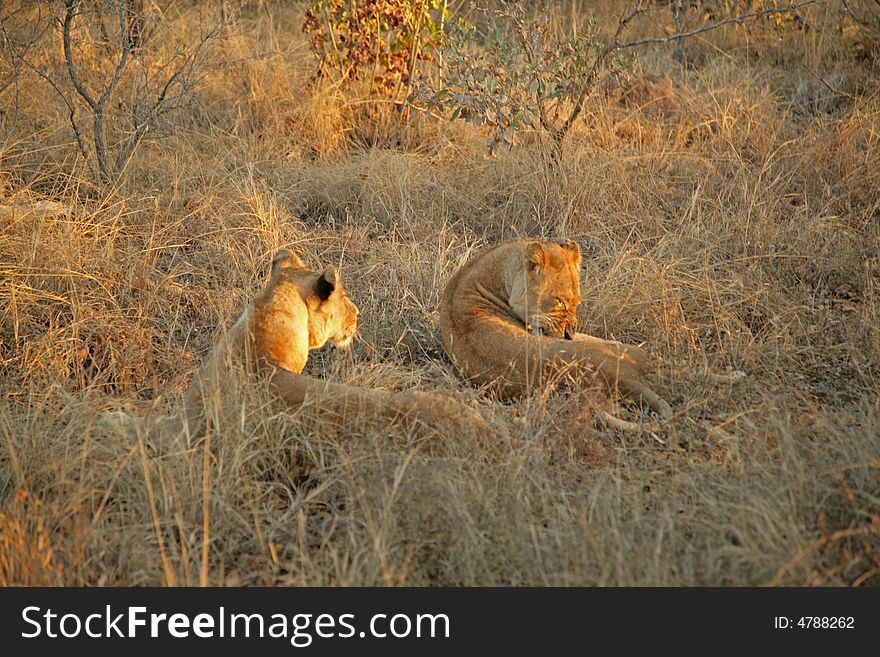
[527,242,547,273]
[561,240,581,267]
[271,249,306,275]
[314,266,337,301]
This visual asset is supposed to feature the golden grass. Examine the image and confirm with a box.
[1,1,878,586]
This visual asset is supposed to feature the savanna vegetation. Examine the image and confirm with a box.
[1,0,878,586]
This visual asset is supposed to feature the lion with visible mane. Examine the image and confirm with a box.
[439,238,673,431]
[109,248,487,444]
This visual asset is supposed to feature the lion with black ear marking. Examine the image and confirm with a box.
[180,249,487,443]
[180,248,358,435]
[106,249,487,445]
[439,238,672,431]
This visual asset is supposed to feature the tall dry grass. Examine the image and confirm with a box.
[1,1,878,586]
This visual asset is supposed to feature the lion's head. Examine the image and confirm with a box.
[507,239,581,339]
[308,264,359,349]
[250,249,359,373]
[271,249,359,350]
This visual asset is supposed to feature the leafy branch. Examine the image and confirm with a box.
[415,0,816,159]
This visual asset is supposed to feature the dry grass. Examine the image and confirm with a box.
[1,1,878,586]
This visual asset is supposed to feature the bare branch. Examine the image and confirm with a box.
[112,10,230,175]
[19,58,95,177]
[554,0,644,145]
[63,0,98,111]
[550,0,815,152]
[95,0,131,110]
[13,0,229,185]
[145,14,227,119]
[0,5,50,97]
[617,1,817,50]
[843,0,880,30]
[0,5,55,141]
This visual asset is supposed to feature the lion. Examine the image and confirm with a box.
[177,249,488,443]
[179,248,356,436]
[439,238,674,432]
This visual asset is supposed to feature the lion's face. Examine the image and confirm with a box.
[321,270,359,349]
[508,240,582,339]
[269,250,360,351]
[308,265,360,349]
